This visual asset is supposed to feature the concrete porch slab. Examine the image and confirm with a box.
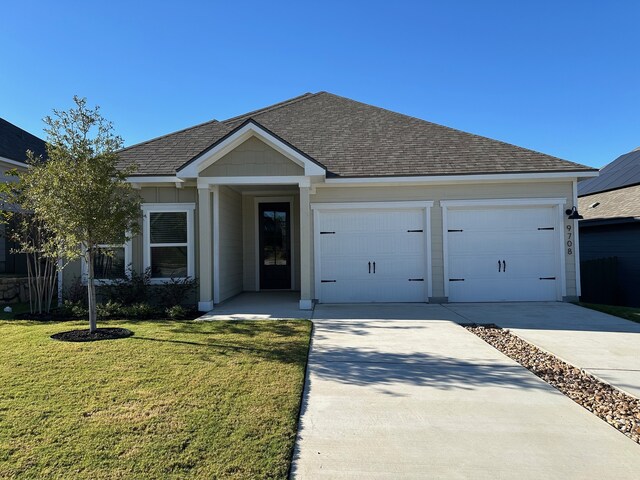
[197,291,312,321]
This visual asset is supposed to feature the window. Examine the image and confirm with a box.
[142,204,195,282]
[81,241,132,284]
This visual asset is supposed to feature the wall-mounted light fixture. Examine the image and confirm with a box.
[565,206,583,220]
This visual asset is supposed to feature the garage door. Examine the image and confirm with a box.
[446,206,561,302]
[316,209,427,303]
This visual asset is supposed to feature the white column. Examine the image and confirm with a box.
[299,186,313,310]
[212,185,221,304]
[197,187,214,311]
[573,179,582,298]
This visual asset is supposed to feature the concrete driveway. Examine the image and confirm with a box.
[446,302,640,398]
[291,304,640,479]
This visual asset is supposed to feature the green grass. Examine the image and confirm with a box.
[578,302,640,324]
[0,319,312,479]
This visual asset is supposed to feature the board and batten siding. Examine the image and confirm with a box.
[200,136,304,177]
[218,186,243,301]
[310,181,578,300]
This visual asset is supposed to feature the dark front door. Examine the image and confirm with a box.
[259,202,291,289]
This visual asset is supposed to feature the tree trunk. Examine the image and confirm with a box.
[87,249,97,333]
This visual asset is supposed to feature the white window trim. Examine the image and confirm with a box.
[142,203,195,284]
[81,239,132,286]
[440,198,568,300]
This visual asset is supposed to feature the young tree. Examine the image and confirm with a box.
[0,185,64,315]
[21,96,141,332]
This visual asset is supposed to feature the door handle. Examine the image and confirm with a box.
[502,260,506,272]
[368,261,371,274]
[373,261,376,274]
[498,260,501,272]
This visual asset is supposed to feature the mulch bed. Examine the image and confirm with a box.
[464,323,640,444]
[51,328,133,342]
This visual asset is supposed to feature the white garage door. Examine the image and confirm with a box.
[446,206,561,302]
[317,209,427,303]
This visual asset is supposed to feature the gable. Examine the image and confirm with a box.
[120,92,594,178]
[199,136,305,177]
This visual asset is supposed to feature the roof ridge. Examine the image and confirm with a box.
[221,92,321,125]
[319,92,592,169]
[119,117,228,152]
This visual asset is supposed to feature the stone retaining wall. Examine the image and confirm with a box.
[0,277,30,303]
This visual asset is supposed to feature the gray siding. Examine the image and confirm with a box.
[200,136,304,177]
[242,193,301,291]
[311,181,576,300]
[218,186,243,301]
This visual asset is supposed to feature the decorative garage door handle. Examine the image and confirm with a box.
[373,262,376,274]
[368,261,371,274]
[503,260,506,272]
[498,260,502,272]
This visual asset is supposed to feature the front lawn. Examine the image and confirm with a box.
[0,319,311,479]
[578,302,640,324]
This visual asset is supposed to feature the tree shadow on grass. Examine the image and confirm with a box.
[130,328,308,365]
[168,319,304,339]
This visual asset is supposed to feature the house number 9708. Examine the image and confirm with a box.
[566,224,573,255]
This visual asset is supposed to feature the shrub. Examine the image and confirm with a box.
[64,277,87,305]
[96,300,125,319]
[58,300,88,318]
[154,276,198,308]
[121,302,161,320]
[165,305,190,320]
[102,267,151,304]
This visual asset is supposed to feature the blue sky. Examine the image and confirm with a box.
[2,1,639,168]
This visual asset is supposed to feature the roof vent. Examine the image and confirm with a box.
[589,202,600,208]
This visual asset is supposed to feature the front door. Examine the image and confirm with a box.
[259,202,291,289]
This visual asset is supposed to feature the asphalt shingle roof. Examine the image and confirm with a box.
[117,119,231,175]
[119,92,594,177]
[578,184,640,221]
[0,118,47,163]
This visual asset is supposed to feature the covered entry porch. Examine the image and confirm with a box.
[196,177,314,312]
[198,291,313,320]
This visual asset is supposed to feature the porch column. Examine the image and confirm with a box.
[299,186,313,310]
[198,187,214,311]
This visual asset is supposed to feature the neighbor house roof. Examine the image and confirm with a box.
[578,184,640,222]
[118,92,595,177]
[0,118,47,163]
[578,147,640,196]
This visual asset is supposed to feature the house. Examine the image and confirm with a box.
[578,148,640,307]
[0,118,47,275]
[63,92,597,310]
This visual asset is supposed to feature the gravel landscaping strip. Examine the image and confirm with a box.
[465,324,640,444]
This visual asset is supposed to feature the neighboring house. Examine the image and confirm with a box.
[0,118,47,275]
[64,92,597,310]
[578,148,640,307]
